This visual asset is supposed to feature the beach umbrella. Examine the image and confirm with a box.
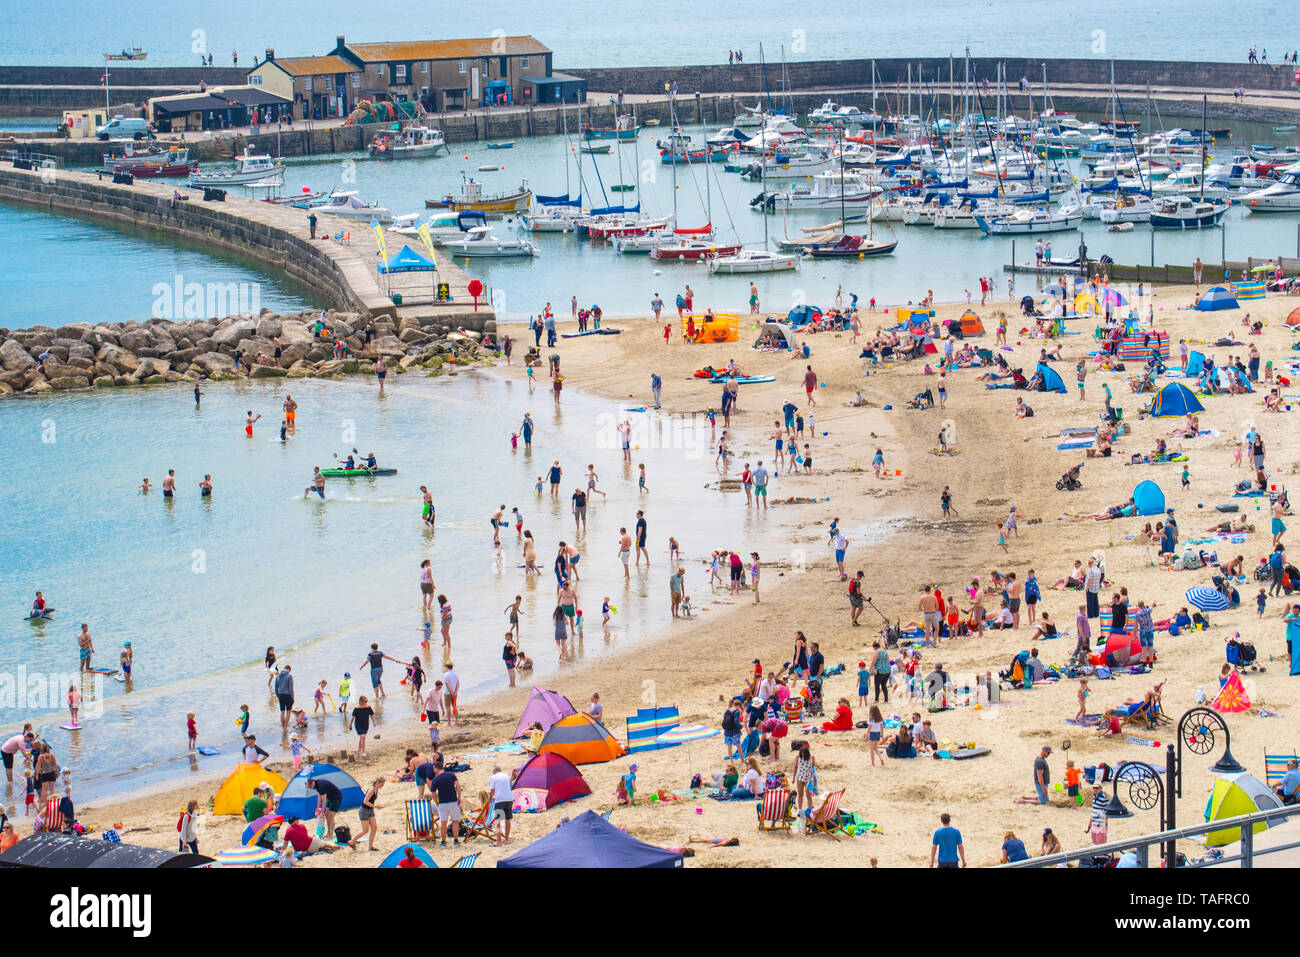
[1042,283,1067,298]
[1249,262,1278,274]
[214,846,278,866]
[654,724,720,774]
[1101,288,1128,307]
[241,812,283,847]
[1185,586,1231,612]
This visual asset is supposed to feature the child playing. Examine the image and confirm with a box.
[638,463,649,494]
[428,718,440,751]
[285,733,313,772]
[535,476,544,496]
[67,685,81,726]
[24,770,35,814]
[236,704,250,736]
[1257,587,1267,618]
[574,610,585,641]
[616,763,638,806]
[526,365,535,392]
[856,660,871,707]
[864,705,885,766]
[1064,760,1082,804]
[512,507,524,535]
[1075,677,1089,723]
[602,596,612,627]
[186,711,197,752]
[1181,465,1190,489]
[802,445,812,473]
[505,595,523,637]
[1232,442,1243,468]
[997,523,1009,553]
[313,679,328,714]
[438,595,453,650]
[680,594,692,617]
[709,552,723,590]
[419,621,432,648]
[1097,709,1122,737]
[338,673,352,720]
[120,642,133,680]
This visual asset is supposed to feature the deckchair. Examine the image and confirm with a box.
[452,852,479,869]
[458,802,498,843]
[601,807,614,822]
[756,787,794,835]
[1264,753,1299,789]
[806,788,847,840]
[1119,700,1157,730]
[404,798,434,842]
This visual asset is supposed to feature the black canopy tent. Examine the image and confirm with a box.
[0,834,212,868]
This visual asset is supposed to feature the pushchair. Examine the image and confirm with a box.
[1225,634,1263,672]
[804,678,825,718]
[1056,462,1083,491]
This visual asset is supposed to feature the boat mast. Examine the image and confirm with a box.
[1200,93,1207,203]
[561,101,571,200]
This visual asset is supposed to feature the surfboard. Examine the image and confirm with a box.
[59,723,82,731]
[87,668,119,676]
[708,375,775,384]
[950,746,991,760]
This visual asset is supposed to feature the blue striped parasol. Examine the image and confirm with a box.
[215,845,279,866]
[1185,586,1231,612]
[654,724,721,774]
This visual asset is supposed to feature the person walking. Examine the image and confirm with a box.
[930,813,965,868]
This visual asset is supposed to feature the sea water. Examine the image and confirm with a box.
[0,369,797,801]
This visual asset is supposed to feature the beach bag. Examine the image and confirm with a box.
[176,813,185,833]
[334,825,352,844]
[1090,824,1109,845]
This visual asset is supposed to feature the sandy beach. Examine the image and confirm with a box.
[64,280,1300,868]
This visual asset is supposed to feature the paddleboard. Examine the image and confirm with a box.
[708,375,775,384]
[86,668,119,676]
[112,674,127,683]
[1215,504,1239,512]
[195,745,220,755]
[24,612,54,622]
[59,723,82,731]
[950,746,991,760]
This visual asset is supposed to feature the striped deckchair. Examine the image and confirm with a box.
[806,788,847,840]
[42,798,64,833]
[452,852,479,869]
[405,798,434,842]
[1264,753,1299,788]
[757,787,793,835]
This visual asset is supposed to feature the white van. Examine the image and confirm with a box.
[95,116,154,140]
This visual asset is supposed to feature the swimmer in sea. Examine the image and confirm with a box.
[279,421,287,442]
[199,474,213,498]
[193,384,203,407]
[162,470,176,499]
[304,467,326,499]
[139,478,151,492]
[245,410,262,436]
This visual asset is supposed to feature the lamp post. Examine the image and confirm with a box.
[1175,707,1244,799]
[1107,758,1167,866]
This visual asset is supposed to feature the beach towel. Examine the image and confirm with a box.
[984,383,1016,390]
[1067,714,1104,726]
[1057,440,1095,450]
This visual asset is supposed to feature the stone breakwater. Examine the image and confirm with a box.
[0,308,495,396]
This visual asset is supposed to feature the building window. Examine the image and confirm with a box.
[458,59,466,74]
[352,74,360,88]
[422,62,428,73]
[396,64,407,82]
[521,56,529,69]
[324,75,334,89]
[249,74,262,85]
[482,58,489,73]
[304,77,312,92]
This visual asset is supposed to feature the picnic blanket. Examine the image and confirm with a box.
[1057,439,1095,450]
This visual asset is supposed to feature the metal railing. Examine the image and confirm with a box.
[1001,803,1300,868]
[4,149,64,169]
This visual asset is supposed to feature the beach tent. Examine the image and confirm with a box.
[686,312,739,343]
[497,809,682,868]
[539,713,627,765]
[1149,381,1205,417]
[1073,293,1100,315]
[1231,280,1266,301]
[786,305,822,327]
[513,688,577,738]
[946,310,985,337]
[377,843,437,868]
[377,244,437,274]
[213,764,287,816]
[0,834,212,869]
[896,307,935,328]
[511,752,591,810]
[1034,362,1067,394]
[1211,670,1252,714]
[1195,286,1239,311]
[1285,307,1300,328]
[1133,480,1167,516]
[277,763,364,820]
[754,318,799,351]
[1219,364,1253,393]
[625,706,681,753]
[1288,617,1300,675]
[1204,772,1282,847]
[1184,350,1206,377]
[1117,332,1170,363]
[1103,632,1141,666]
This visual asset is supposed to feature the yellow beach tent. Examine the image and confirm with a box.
[1073,293,1100,315]
[213,763,287,815]
[1203,772,1283,847]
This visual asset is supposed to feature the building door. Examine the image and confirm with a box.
[471,67,480,103]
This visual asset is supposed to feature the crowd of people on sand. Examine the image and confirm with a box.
[21,269,1299,867]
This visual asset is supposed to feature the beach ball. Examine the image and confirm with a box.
[634,444,639,450]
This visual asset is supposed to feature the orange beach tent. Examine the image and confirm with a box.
[538,713,627,764]
[1285,307,1300,328]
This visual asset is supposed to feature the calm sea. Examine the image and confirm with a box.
[0,1,1292,67]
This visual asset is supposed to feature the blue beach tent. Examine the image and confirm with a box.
[787,305,823,328]
[1195,286,1239,312]
[1149,381,1205,418]
[1035,362,1067,394]
[277,763,364,820]
[378,843,437,868]
[496,810,683,868]
[1133,480,1167,516]
[1184,350,1205,377]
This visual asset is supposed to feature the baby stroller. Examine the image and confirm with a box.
[1225,634,1263,672]
[1056,462,1083,491]
[804,678,825,718]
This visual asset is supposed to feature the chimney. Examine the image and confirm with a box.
[336,35,346,52]
[265,48,274,62]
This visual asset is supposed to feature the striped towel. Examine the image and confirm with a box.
[1057,440,1095,450]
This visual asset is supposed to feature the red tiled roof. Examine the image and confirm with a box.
[344,36,550,62]
[263,55,357,76]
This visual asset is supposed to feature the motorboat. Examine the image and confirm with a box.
[648,239,743,262]
[613,231,679,254]
[975,207,1085,235]
[439,224,537,257]
[391,210,488,241]
[367,126,446,158]
[311,190,393,223]
[1097,195,1157,223]
[761,171,879,211]
[1241,165,1300,211]
[739,149,834,181]
[1147,195,1228,228]
[189,152,285,187]
[520,205,585,232]
[112,146,197,178]
[426,178,532,215]
[707,248,800,273]
[804,234,896,258]
[706,126,750,148]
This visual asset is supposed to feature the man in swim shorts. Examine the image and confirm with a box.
[635,510,648,566]
[77,623,94,672]
[199,474,213,498]
[162,469,176,499]
[618,527,632,580]
[490,504,505,545]
[420,486,435,527]
[304,467,325,499]
[283,394,297,428]
[245,410,261,437]
[918,586,941,645]
[751,461,769,510]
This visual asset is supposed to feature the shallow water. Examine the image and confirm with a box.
[0,369,804,802]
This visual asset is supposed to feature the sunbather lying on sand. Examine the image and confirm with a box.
[1167,413,1200,438]
[1205,517,1253,534]
[1081,498,1136,520]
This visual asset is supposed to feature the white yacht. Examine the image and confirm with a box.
[439,224,537,257]
[189,152,284,187]
[1241,164,1300,211]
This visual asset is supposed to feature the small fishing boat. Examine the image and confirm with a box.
[1107,222,1135,232]
[190,152,284,187]
[585,114,641,140]
[1274,125,1297,133]
[579,142,613,155]
[427,178,532,215]
[367,126,447,158]
[707,248,800,273]
[439,224,537,257]
[486,142,514,149]
[311,190,393,223]
[114,146,197,178]
[610,184,636,192]
[478,164,500,171]
[660,145,729,164]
